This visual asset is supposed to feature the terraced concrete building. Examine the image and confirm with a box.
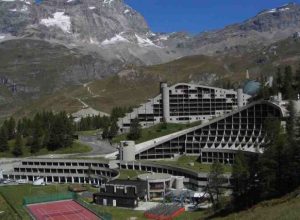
[118,83,251,133]
[130,100,286,163]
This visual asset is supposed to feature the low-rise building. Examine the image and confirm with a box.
[93,179,147,208]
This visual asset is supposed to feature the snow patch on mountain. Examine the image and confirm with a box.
[20,0,31,4]
[103,0,114,6]
[135,34,160,47]
[260,4,291,14]
[101,33,129,45]
[40,12,71,33]
[9,5,28,12]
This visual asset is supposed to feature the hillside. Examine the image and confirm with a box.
[2,2,300,118]
[11,34,300,118]
[216,189,300,220]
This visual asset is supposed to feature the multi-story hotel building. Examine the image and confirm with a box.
[122,100,287,163]
[118,83,251,133]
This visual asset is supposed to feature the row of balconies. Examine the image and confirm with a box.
[21,161,109,168]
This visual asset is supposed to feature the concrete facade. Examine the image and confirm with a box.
[119,141,136,162]
[3,159,119,185]
[3,159,231,191]
[133,101,286,163]
[118,83,251,133]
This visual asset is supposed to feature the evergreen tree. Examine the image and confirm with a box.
[31,116,44,153]
[232,151,250,209]
[110,107,129,122]
[12,133,23,157]
[294,64,300,94]
[5,117,16,140]
[258,118,287,198]
[207,160,225,211]
[48,112,74,150]
[127,118,142,140]
[0,126,8,152]
[108,121,119,140]
[102,126,109,139]
[275,67,282,93]
[283,66,294,99]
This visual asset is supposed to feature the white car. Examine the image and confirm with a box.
[16,179,28,184]
[3,179,12,184]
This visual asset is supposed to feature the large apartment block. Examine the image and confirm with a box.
[132,100,286,163]
[118,83,251,133]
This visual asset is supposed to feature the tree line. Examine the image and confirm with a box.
[0,111,74,157]
[0,105,144,157]
[76,106,142,141]
[259,65,300,100]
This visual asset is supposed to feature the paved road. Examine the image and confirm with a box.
[78,135,117,156]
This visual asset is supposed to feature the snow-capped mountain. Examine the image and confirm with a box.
[2,1,300,65]
[1,0,300,100]
[0,0,181,67]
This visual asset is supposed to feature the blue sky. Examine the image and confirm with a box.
[124,0,300,34]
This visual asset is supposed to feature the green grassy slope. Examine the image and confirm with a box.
[0,140,91,158]
[7,36,300,118]
[216,191,300,220]
[0,39,98,118]
[113,122,201,144]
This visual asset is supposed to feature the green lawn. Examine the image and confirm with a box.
[175,210,207,220]
[118,169,147,180]
[0,184,69,219]
[0,194,19,220]
[81,201,207,220]
[150,156,232,173]
[76,129,102,136]
[0,140,92,158]
[113,122,201,144]
[84,203,146,220]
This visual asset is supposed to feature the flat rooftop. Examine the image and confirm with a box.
[138,173,172,181]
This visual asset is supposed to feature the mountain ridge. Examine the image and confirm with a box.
[2,1,300,117]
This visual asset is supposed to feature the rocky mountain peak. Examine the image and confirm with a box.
[0,0,150,42]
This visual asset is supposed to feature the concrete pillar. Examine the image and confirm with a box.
[278,92,282,102]
[58,177,61,183]
[268,76,273,87]
[161,82,170,122]
[79,177,81,184]
[72,177,74,184]
[147,180,150,200]
[237,88,243,108]
[52,176,54,182]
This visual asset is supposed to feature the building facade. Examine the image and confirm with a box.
[93,180,147,208]
[4,159,119,185]
[118,83,251,133]
[133,100,286,163]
